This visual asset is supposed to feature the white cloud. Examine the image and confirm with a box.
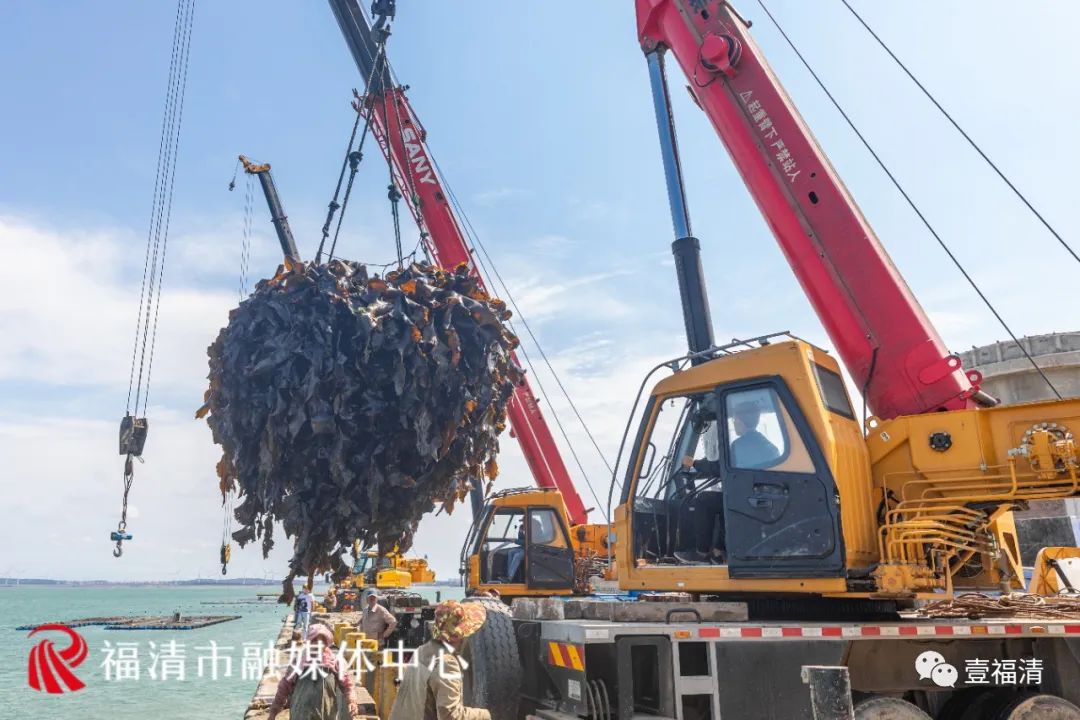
[0,213,663,581]
[471,187,531,207]
[529,234,572,257]
[0,215,234,397]
[505,269,635,323]
[0,412,290,582]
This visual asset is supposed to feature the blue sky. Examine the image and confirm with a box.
[2,1,1079,581]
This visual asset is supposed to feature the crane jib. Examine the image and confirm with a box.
[329,0,591,525]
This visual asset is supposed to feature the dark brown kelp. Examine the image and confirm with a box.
[198,260,519,598]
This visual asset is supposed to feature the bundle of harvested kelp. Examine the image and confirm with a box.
[199,260,519,599]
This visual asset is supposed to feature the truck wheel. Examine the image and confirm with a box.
[938,689,1011,720]
[460,597,522,720]
[992,693,1080,720]
[853,697,932,719]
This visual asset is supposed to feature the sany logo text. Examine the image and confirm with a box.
[399,128,436,185]
[27,624,88,694]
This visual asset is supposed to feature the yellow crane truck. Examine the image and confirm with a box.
[325,1,1080,717]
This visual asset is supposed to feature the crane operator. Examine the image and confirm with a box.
[729,400,780,468]
[679,400,780,563]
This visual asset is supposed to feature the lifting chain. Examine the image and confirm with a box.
[327,149,364,263]
[112,452,137,557]
[113,415,148,556]
[220,486,234,575]
[316,34,387,264]
[388,183,404,268]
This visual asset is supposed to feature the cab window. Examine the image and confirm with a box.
[812,364,855,419]
[723,386,813,473]
[528,508,567,548]
[485,508,523,543]
[478,508,525,584]
[634,393,719,500]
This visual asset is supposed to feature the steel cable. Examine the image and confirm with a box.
[755,0,1061,400]
[317,41,385,263]
[125,0,193,413]
[436,164,614,517]
[840,0,1080,266]
[140,0,196,415]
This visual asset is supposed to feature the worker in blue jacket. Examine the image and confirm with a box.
[294,586,314,636]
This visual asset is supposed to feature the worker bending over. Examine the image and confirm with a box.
[390,600,490,720]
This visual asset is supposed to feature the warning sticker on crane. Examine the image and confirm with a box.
[547,641,585,671]
[738,89,801,182]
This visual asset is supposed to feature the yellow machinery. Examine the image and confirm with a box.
[1029,546,1080,596]
[345,542,436,590]
[613,335,1080,599]
[596,0,1080,604]
[462,488,614,599]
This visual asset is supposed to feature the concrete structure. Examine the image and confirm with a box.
[958,331,1080,405]
[959,332,1080,564]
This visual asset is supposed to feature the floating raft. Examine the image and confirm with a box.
[17,615,240,631]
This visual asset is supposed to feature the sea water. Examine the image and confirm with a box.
[0,584,460,720]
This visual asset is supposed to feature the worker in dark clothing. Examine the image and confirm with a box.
[729,401,780,469]
[679,454,726,564]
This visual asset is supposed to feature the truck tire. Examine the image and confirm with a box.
[993,693,1080,720]
[460,597,523,720]
[938,689,1011,720]
[853,697,931,719]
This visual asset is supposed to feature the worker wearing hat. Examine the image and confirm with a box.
[361,591,398,649]
[389,599,490,720]
[269,624,357,720]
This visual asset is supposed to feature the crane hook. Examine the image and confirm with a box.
[111,527,132,558]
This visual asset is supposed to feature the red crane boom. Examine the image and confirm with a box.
[329,0,589,524]
[636,0,985,420]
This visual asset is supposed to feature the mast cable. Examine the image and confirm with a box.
[465,224,608,515]
[140,0,195,414]
[316,41,386,263]
[115,0,196,558]
[755,0,1062,400]
[126,0,194,415]
[839,0,1080,266]
[431,154,615,515]
[437,163,615,476]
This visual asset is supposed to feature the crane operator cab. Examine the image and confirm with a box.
[616,336,877,596]
[462,488,578,598]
